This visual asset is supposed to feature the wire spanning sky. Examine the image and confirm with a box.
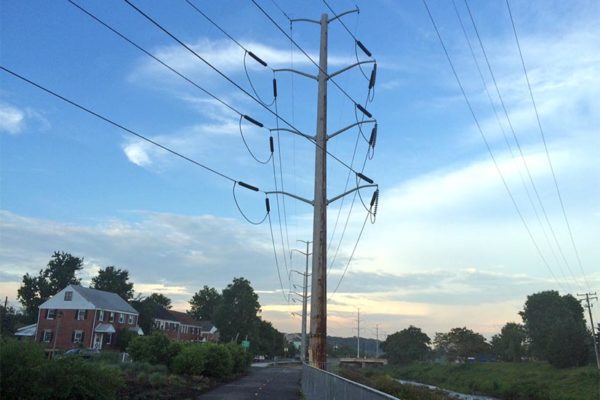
[1,0,598,338]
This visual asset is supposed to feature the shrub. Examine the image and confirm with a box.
[0,339,46,399]
[171,344,206,376]
[148,371,168,387]
[202,343,233,378]
[127,332,181,367]
[225,342,251,374]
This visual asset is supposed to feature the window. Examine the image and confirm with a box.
[77,309,86,320]
[73,330,83,343]
[64,291,73,301]
[127,314,132,324]
[104,333,112,345]
[118,313,124,323]
[132,315,137,325]
[47,309,56,320]
[43,330,53,342]
[98,310,104,321]
[109,312,115,322]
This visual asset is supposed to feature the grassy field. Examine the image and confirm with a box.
[388,362,599,400]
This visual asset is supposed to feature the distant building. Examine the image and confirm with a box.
[33,285,142,350]
[152,307,218,342]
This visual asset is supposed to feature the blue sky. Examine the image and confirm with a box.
[1,0,598,338]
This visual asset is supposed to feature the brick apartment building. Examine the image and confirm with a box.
[153,307,218,342]
[36,285,142,350]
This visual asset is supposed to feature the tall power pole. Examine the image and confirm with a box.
[356,308,361,358]
[309,13,329,370]
[375,324,379,358]
[578,292,600,369]
[291,240,312,363]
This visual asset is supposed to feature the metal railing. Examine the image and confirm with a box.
[301,363,399,400]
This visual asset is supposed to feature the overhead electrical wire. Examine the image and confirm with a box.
[123,0,369,180]
[463,0,583,290]
[267,204,292,302]
[505,0,590,290]
[452,0,575,289]
[421,0,570,293]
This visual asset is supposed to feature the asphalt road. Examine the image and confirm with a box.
[198,365,302,400]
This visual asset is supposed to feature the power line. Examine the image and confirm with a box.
[123,0,366,178]
[421,0,570,293]
[453,0,577,290]
[251,0,370,111]
[267,203,291,302]
[505,0,590,290]
[0,65,243,185]
[463,0,583,290]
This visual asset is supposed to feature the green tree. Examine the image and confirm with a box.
[91,266,134,300]
[490,322,527,362]
[254,319,286,358]
[520,290,589,368]
[213,277,260,343]
[147,293,172,309]
[434,327,489,362]
[1,304,22,336]
[383,326,431,364]
[17,251,83,322]
[189,285,222,320]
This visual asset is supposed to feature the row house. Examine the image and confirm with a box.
[36,285,143,350]
[153,307,218,342]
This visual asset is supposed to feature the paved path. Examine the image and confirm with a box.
[198,365,302,399]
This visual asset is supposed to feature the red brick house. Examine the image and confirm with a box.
[36,285,142,350]
[153,307,218,342]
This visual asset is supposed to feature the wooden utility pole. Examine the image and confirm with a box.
[578,292,600,369]
[309,13,329,370]
[356,308,361,358]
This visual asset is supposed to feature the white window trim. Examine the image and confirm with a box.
[98,310,104,321]
[106,333,112,344]
[128,314,133,325]
[43,329,53,342]
[118,313,124,323]
[77,309,85,321]
[64,291,73,301]
[73,330,83,343]
[109,312,115,322]
[47,309,56,320]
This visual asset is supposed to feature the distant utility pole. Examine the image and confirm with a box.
[578,292,600,369]
[375,324,379,358]
[356,308,361,358]
[291,240,312,363]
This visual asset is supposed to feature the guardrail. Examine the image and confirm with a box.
[301,363,399,400]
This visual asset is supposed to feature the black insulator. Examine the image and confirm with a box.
[370,189,379,207]
[356,40,372,57]
[243,115,264,128]
[356,103,372,118]
[265,197,271,213]
[248,51,267,67]
[357,172,374,184]
[238,181,259,192]
[369,123,378,147]
[369,63,377,89]
[269,136,274,153]
[272,78,278,98]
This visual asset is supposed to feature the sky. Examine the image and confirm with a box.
[1,0,598,340]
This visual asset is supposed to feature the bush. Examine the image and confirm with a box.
[126,332,181,367]
[225,342,251,374]
[171,344,207,376]
[202,343,234,378]
[0,339,46,400]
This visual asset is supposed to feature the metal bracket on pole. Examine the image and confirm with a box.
[270,127,315,141]
[327,184,378,205]
[328,60,375,80]
[328,119,376,140]
[265,190,314,206]
[272,68,318,81]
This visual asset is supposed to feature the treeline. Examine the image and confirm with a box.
[383,291,593,368]
[3,251,292,358]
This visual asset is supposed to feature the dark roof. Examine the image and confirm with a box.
[71,285,138,314]
[152,307,215,330]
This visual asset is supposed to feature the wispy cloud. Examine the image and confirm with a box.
[0,103,26,134]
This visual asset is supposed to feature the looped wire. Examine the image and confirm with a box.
[239,115,272,164]
[244,51,276,107]
[232,181,269,225]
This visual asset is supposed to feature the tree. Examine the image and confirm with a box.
[1,304,22,336]
[189,286,222,321]
[254,319,286,358]
[213,277,261,343]
[490,322,527,362]
[147,293,172,309]
[520,290,589,368]
[434,327,489,362]
[383,326,431,364]
[91,266,134,300]
[17,251,83,322]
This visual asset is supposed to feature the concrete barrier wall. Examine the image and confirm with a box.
[301,363,399,400]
